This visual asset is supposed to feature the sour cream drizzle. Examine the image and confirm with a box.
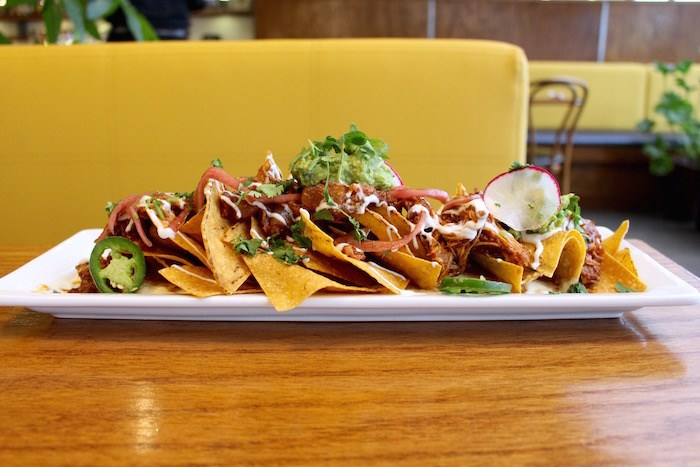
[520,228,563,270]
[408,197,496,242]
[251,201,288,225]
[138,195,186,240]
[219,193,242,219]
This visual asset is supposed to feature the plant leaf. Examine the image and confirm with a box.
[6,0,38,7]
[0,32,11,45]
[63,0,86,42]
[635,118,655,134]
[86,0,120,20]
[655,61,670,75]
[676,59,693,74]
[650,156,675,177]
[41,0,62,44]
[119,0,158,41]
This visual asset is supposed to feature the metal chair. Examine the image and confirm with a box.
[528,76,588,194]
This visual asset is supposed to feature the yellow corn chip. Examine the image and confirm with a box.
[471,252,524,293]
[241,252,379,312]
[372,250,442,290]
[201,184,251,294]
[178,208,204,242]
[159,264,226,297]
[602,220,630,255]
[353,210,411,254]
[524,229,586,280]
[590,251,647,293]
[171,231,210,269]
[300,209,409,294]
[615,247,639,277]
[301,250,377,287]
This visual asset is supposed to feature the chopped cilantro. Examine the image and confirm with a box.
[291,221,312,248]
[242,177,254,187]
[348,216,367,241]
[211,158,224,168]
[567,282,588,294]
[323,161,339,207]
[314,209,335,221]
[233,236,262,256]
[256,183,286,198]
[508,161,530,171]
[615,282,635,293]
[268,237,305,265]
[152,198,165,220]
[173,191,193,201]
[105,201,116,214]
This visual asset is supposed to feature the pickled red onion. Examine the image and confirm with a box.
[336,211,427,253]
[390,187,450,204]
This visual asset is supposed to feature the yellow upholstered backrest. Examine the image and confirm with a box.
[529,61,647,131]
[0,39,527,244]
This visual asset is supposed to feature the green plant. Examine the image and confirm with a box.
[637,60,700,176]
[0,0,157,44]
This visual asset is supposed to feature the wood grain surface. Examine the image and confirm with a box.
[435,0,600,61]
[1,243,699,464]
[606,2,700,63]
[255,0,427,39]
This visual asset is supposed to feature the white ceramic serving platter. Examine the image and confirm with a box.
[0,229,698,321]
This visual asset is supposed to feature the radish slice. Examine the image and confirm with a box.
[384,161,404,186]
[482,166,561,231]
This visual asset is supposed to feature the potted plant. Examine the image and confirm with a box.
[0,0,156,44]
[637,60,700,228]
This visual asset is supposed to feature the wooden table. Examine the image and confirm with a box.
[1,242,699,465]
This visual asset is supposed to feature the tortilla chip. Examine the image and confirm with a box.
[525,230,586,280]
[590,251,647,293]
[159,264,226,297]
[471,252,524,293]
[552,230,587,289]
[143,249,195,267]
[300,209,409,294]
[602,220,629,255]
[353,210,411,254]
[201,183,251,294]
[522,270,542,286]
[372,250,442,290]
[301,250,377,287]
[615,247,639,277]
[372,205,428,258]
[241,252,379,312]
[179,208,204,242]
[171,231,210,269]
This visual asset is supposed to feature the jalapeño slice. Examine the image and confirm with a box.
[440,276,512,295]
[89,236,146,293]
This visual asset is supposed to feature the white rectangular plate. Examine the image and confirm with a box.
[0,229,698,321]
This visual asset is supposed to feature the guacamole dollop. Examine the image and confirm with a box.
[531,193,584,234]
[289,124,398,189]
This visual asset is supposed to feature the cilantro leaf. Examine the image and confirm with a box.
[242,177,254,187]
[291,221,312,248]
[348,216,367,241]
[567,282,588,294]
[268,237,305,264]
[211,158,224,168]
[314,209,335,221]
[256,183,286,198]
[233,236,262,256]
[105,201,116,214]
[615,282,635,293]
[509,161,529,171]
